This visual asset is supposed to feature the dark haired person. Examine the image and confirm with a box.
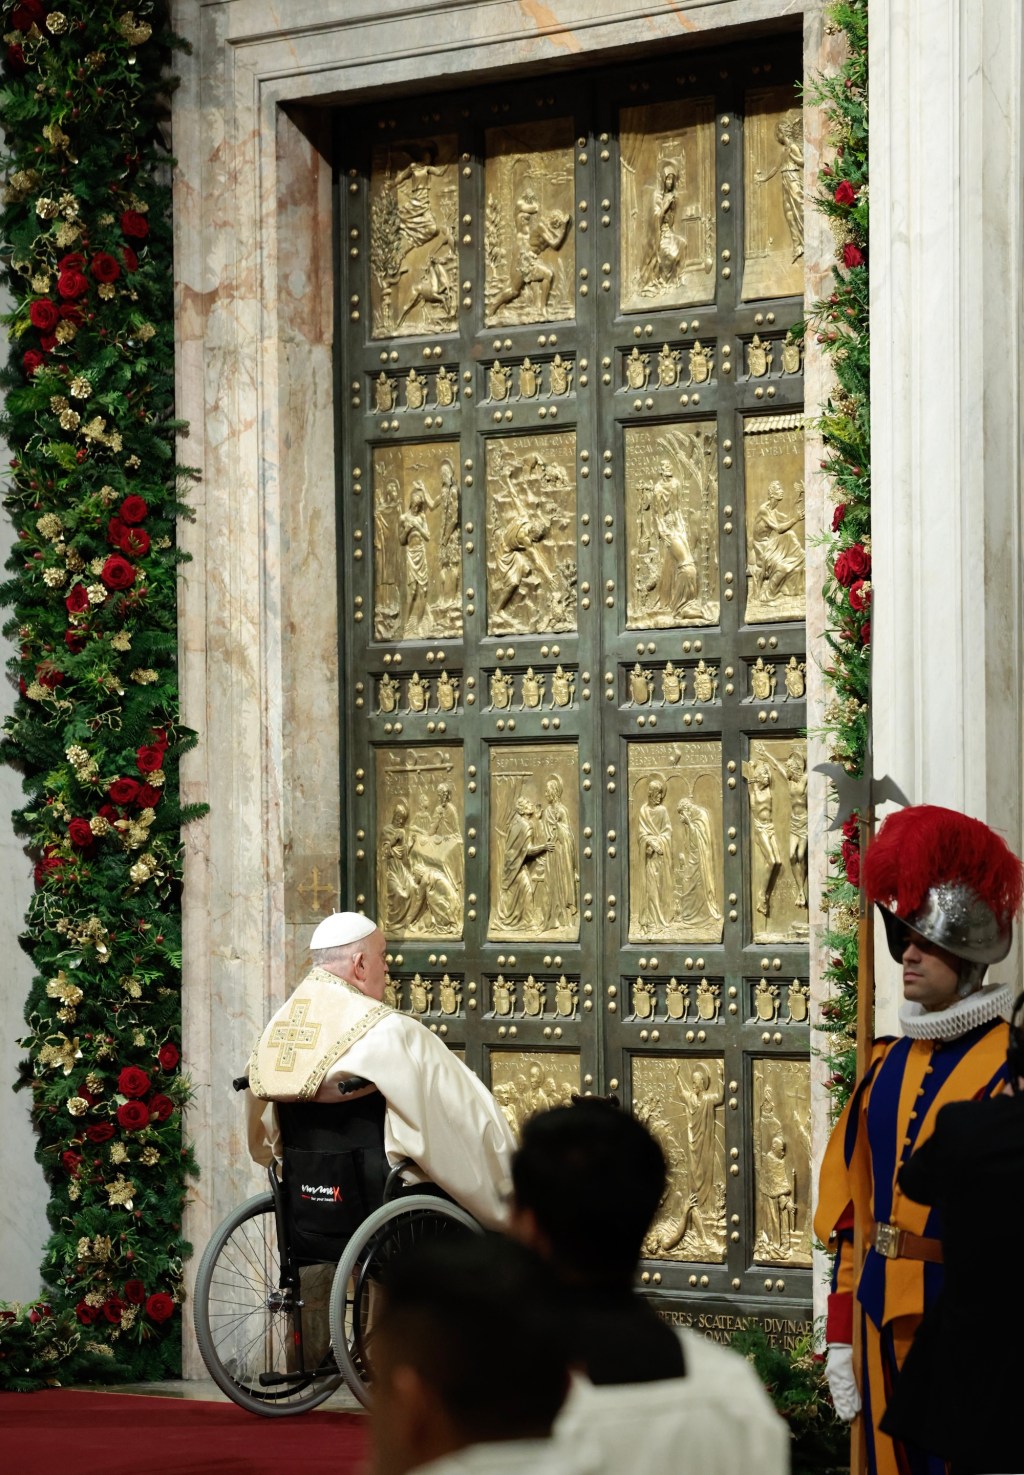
[880,992,1024,1475]
[370,1235,580,1475]
[509,1098,788,1475]
[814,806,1024,1475]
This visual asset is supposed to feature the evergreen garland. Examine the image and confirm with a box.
[806,0,869,1112]
[0,0,201,1388]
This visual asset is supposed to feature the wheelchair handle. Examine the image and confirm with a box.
[232,1073,373,1096]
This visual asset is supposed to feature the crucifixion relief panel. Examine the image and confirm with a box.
[338,37,810,1325]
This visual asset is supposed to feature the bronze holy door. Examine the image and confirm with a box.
[335,33,812,1343]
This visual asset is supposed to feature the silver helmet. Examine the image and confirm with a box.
[878,882,1013,967]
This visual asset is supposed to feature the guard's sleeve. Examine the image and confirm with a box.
[338,1013,518,1229]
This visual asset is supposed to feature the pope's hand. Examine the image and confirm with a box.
[826,1344,861,1421]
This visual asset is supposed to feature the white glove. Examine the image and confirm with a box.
[825,1343,861,1421]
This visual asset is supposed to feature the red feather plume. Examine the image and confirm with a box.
[863,805,1024,922]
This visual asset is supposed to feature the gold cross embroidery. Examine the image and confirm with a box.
[268,998,322,1072]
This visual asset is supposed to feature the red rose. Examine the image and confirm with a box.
[7,42,27,73]
[860,620,871,646]
[65,628,86,653]
[120,526,150,558]
[849,578,872,612]
[833,180,856,207]
[68,817,94,848]
[117,1099,150,1131]
[58,302,84,325]
[148,1094,174,1123]
[120,495,148,524]
[86,1123,115,1143]
[101,554,135,590]
[843,843,861,889]
[118,1066,151,1099]
[102,1297,125,1325]
[145,1292,175,1323]
[121,211,150,241]
[123,1279,146,1305]
[57,268,89,302]
[831,504,847,532]
[842,242,865,270]
[122,246,139,274]
[65,583,89,615]
[57,253,85,272]
[33,850,64,886]
[36,664,64,689]
[29,299,59,333]
[157,1042,180,1072]
[90,252,121,284]
[23,349,45,375]
[136,783,162,808]
[61,1150,82,1174]
[75,1301,97,1326]
[107,515,128,547]
[136,745,164,773]
[833,543,871,587]
[108,777,140,805]
[12,0,46,26]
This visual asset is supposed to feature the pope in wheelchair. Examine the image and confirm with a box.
[246,909,515,1231]
[194,910,516,1416]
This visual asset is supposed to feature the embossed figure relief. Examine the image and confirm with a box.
[485,118,574,327]
[753,1058,812,1266]
[742,88,804,301]
[369,135,460,338]
[619,98,716,312]
[625,422,720,629]
[489,743,580,943]
[635,1055,726,1263]
[490,1050,579,1137]
[742,737,808,944]
[373,442,463,642]
[375,747,464,941]
[486,432,577,636]
[743,423,805,623]
[627,741,723,943]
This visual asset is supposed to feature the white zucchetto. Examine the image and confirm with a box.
[309,910,378,950]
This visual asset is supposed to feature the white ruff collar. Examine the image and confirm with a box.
[899,982,1013,1041]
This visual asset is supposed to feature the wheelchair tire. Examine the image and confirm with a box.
[328,1194,481,1407]
[193,1191,344,1416]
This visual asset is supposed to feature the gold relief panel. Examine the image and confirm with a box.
[624,422,720,629]
[752,1057,812,1267]
[741,87,804,301]
[488,743,580,943]
[484,118,575,328]
[743,421,805,624]
[485,432,577,636]
[489,1050,579,1138]
[369,135,460,339]
[375,746,465,942]
[373,443,463,642]
[742,736,808,944]
[619,98,716,312]
[634,1055,726,1264]
[627,741,724,944]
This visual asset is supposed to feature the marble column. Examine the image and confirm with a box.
[869,0,1024,1030]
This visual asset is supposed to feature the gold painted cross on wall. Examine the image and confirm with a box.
[268,998,322,1072]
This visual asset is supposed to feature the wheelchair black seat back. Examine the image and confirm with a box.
[193,1075,481,1418]
[277,1093,387,1264]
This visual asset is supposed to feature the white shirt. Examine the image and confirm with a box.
[555,1329,790,1475]
[413,1438,593,1475]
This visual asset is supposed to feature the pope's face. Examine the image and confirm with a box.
[900,930,962,1012]
[355,928,391,1003]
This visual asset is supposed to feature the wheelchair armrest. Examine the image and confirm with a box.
[336,1075,373,1097]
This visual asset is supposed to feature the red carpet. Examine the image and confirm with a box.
[0,1390,368,1475]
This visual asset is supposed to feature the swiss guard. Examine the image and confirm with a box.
[814,804,1024,1475]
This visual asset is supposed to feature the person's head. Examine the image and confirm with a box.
[437,782,451,804]
[509,1099,666,1286]
[370,1235,569,1475]
[647,775,666,805]
[308,911,390,1002]
[865,805,1024,1004]
[692,1064,709,1094]
[786,751,805,779]
[516,796,535,817]
[767,480,784,502]
[545,774,563,803]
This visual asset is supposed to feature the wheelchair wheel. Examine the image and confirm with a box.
[328,1194,481,1407]
[193,1191,344,1416]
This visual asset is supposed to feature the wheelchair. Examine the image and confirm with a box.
[192,1075,481,1415]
